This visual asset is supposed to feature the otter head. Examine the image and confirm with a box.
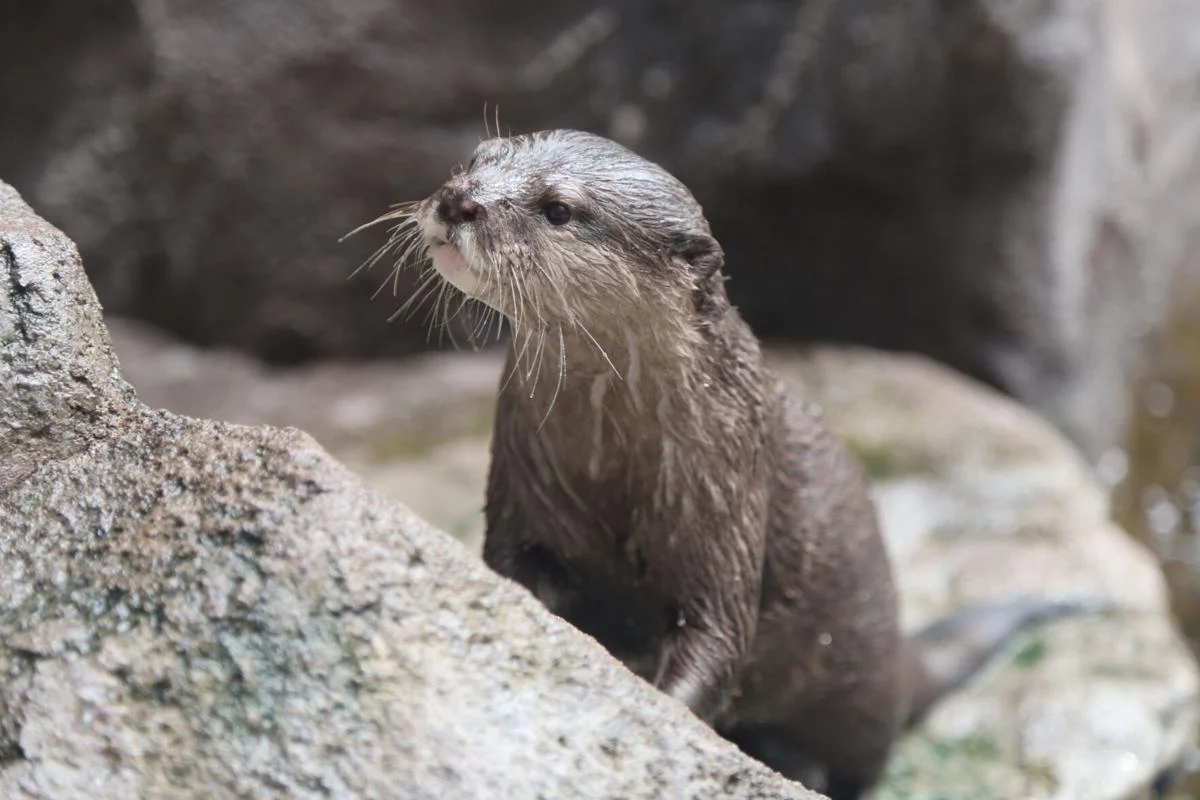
[416,130,724,333]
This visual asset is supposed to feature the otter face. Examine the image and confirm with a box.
[415,130,724,330]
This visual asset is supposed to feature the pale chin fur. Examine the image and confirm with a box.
[420,215,483,298]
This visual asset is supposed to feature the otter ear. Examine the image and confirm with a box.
[674,232,724,279]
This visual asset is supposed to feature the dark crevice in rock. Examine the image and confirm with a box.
[2,242,34,343]
[118,672,180,712]
[0,741,26,767]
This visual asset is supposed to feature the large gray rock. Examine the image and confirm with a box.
[0,189,818,795]
[5,0,1200,456]
[107,320,1200,797]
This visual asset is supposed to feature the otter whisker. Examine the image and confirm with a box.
[391,263,405,299]
[503,275,519,342]
[469,298,494,347]
[363,216,421,270]
[389,220,425,261]
[490,307,504,348]
[527,325,549,397]
[438,286,478,351]
[371,237,420,301]
[577,321,622,381]
[424,280,454,345]
[389,267,441,322]
[438,287,459,349]
[489,292,506,344]
[494,299,507,343]
[468,304,489,351]
[497,358,522,397]
[509,264,528,324]
[514,258,542,329]
[370,245,412,300]
[500,262,522,342]
[391,232,430,297]
[371,273,393,301]
[482,255,501,342]
[339,202,420,243]
[536,323,567,431]
[371,230,425,300]
[449,290,473,326]
[351,216,420,281]
[498,327,533,397]
[391,217,424,248]
[503,300,539,392]
[477,248,511,344]
[532,261,571,328]
[527,353,547,403]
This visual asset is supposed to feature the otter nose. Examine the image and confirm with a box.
[435,187,485,225]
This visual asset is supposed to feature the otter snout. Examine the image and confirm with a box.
[420,184,485,299]
[434,186,486,225]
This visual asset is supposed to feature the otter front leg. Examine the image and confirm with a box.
[653,609,752,722]
[482,509,572,614]
[650,517,766,723]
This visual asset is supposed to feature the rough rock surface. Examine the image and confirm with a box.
[5,1,1200,456]
[771,351,1200,798]
[0,189,820,795]
[107,323,1200,797]
[106,316,502,543]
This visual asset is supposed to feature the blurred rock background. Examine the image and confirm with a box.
[4,0,1200,793]
[5,0,1199,454]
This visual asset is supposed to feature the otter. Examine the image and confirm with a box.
[363,130,1086,799]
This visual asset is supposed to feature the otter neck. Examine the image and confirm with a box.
[504,282,733,484]
[509,279,728,401]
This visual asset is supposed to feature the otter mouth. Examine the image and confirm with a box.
[421,218,482,298]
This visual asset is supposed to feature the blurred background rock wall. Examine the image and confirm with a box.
[4,0,1200,647]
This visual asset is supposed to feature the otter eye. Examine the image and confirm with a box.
[541,201,572,226]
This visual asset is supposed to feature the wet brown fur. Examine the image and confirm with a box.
[382,130,1067,799]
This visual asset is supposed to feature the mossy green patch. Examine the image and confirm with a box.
[445,511,485,542]
[986,434,1047,467]
[877,733,1055,800]
[358,398,495,463]
[845,440,953,481]
[928,521,1058,543]
[1012,636,1048,669]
